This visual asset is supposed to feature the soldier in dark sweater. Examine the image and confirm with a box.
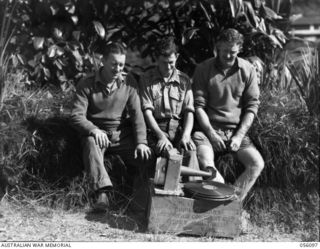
[70,42,152,210]
[192,29,265,201]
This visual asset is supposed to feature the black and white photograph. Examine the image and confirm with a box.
[0,0,319,245]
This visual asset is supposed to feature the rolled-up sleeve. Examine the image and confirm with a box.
[243,67,260,116]
[70,79,98,136]
[182,78,195,113]
[127,75,148,145]
[192,64,208,109]
[139,75,154,112]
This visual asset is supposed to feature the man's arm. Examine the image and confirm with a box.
[70,79,110,148]
[192,63,226,152]
[126,78,152,160]
[126,75,148,146]
[230,64,259,151]
[70,79,99,136]
[179,111,195,151]
[234,112,255,139]
[179,80,196,151]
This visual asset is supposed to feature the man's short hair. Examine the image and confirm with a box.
[102,41,127,58]
[216,28,244,46]
[155,36,178,57]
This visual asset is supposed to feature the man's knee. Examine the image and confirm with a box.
[239,148,264,176]
[254,156,264,175]
[82,136,97,149]
[197,144,214,162]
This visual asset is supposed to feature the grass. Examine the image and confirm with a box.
[0,1,17,111]
[284,41,320,116]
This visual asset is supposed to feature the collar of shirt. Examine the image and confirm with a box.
[94,67,125,93]
[213,57,249,73]
[151,66,180,85]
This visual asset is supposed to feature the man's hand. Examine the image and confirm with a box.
[90,128,110,149]
[134,144,152,160]
[156,135,173,155]
[229,134,243,152]
[179,134,196,151]
[209,132,226,152]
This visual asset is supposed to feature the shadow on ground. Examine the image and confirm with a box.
[84,208,148,233]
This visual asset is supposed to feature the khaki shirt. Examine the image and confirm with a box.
[139,67,194,120]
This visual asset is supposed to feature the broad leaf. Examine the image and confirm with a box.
[27,59,36,68]
[66,4,75,14]
[71,16,78,25]
[262,6,283,20]
[55,46,64,56]
[268,34,283,48]
[272,28,287,44]
[43,67,51,79]
[182,28,199,45]
[72,50,83,66]
[47,45,56,58]
[93,21,105,39]
[33,37,45,50]
[105,28,121,41]
[50,3,59,16]
[53,27,63,40]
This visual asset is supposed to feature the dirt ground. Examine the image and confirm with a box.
[0,199,301,242]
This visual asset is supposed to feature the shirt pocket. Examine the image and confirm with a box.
[169,86,184,117]
[151,84,163,116]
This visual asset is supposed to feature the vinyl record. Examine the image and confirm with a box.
[183,180,236,199]
[192,194,235,202]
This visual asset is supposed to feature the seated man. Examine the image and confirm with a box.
[192,29,265,201]
[139,36,218,179]
[70,42,152,210]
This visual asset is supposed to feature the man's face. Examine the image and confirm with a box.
[102,53,126,80]
[217,42,241,69]
[157,53,177,78]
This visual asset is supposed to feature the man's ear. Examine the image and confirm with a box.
[238,44,243,53]
[213,47,217,57]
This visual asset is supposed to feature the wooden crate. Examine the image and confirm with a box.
[147,195,241,237]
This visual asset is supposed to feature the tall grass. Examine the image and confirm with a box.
[0,1,16,111]
[284,41,320,116]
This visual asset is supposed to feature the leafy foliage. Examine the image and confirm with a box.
[9,0,292,87]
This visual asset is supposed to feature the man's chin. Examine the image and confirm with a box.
[222,61,235,68]
[163,70,173,78]
[111,74,120,79]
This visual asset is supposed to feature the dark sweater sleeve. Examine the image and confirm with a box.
[192,63,208,109]
[126,75,148,145]
[139,73,155,112]
[243,66,260,116]
[70,78,99,136]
